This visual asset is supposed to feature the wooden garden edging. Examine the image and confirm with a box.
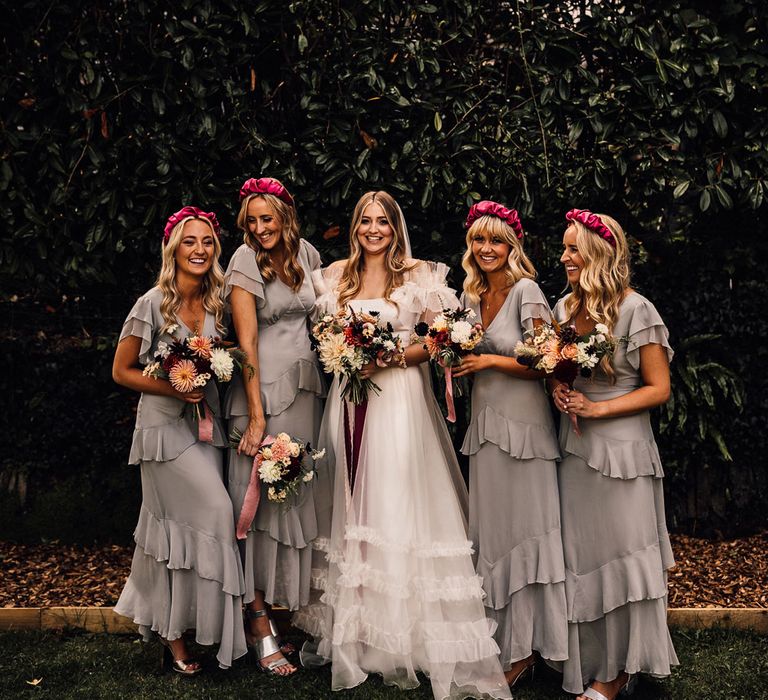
[0,607,766,634]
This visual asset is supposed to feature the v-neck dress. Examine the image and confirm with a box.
[223,240,325,610]
[113,286,247,670]
[550,292,678,693]
[460,278,568,669]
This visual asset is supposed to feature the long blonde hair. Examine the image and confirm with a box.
[462,215,536,303]
[564,213,630,380]
[337,191,415,308]
[156,216,226,335]
[237,193,304,291]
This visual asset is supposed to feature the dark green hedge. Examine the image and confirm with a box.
[1,0,767,540]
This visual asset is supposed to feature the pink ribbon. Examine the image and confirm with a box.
[236,435,275,540]
[197,401,214,443]
[444,365,457,423]
[343,400,368,493]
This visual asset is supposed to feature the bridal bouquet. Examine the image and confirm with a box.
[414,307,485,422]
[312,309,404,405]
[515,321,619,434]
[231,430,325,537]
[143,335,246,439]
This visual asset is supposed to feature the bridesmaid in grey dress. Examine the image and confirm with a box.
[113,207,247,672]
[453,201,567,688]
[224,177,324,676]
[550,209,678,700]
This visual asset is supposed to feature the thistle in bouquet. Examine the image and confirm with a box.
[311,308,404,406]
[142,334,247,441]
[515,320,620,436]
[229,429,325,538]
[414,307,485,422]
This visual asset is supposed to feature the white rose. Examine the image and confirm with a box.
[289,442,301,457]
[276,432,291,443]
[450,320,473,345]
[594,323,609,335]
[261,447,273,460]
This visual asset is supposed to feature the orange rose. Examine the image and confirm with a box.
[560,343,578,360]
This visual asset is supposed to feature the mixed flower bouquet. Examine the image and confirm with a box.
[414,307,485,422]
[515,321,619,434]
[143,334,246,439]
[312,308,404,405]
[231,430,325,537]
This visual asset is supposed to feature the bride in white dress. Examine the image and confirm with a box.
[293,191,510,700]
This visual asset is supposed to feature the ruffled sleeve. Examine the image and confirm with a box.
[400,260,460,323]
[517,278,553,332]
[625,296,674,370]
[312,264,344,316]
[301,239,322,272]
[119,291,156,366]
[224,244,265,307]
[552,296,568,325]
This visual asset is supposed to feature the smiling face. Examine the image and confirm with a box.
[356,201,394,257]
[173,219,215,277]
[470,227,512,275]
[246,196,283,252]
[561,224,585,285]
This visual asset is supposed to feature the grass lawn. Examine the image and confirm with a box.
[0,627,766,699]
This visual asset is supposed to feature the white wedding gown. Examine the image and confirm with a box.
[293,261,510,700]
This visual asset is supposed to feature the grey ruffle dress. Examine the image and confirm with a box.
[460,278,568,669]
[223,239,325,611]
[113,286,247,670]
[551,292,679,693]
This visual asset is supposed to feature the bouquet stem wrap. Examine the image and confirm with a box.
[343,400,368,491]
[197,400,214,443]
[443,363,457,423]
[236,436,275,540]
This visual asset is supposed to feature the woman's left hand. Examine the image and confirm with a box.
[559,388,602,418]
[359,360,382,380]
[452,354,492,377]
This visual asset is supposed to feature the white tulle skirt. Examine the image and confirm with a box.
[294,365,510,700]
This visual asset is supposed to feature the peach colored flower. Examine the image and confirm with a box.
[270,440,289,461]
[168,359,198,393]
[187,335,213,358]
[560,343,578,360]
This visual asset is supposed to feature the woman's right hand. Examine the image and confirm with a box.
[552,382,570,413]
[175,388,205,404]
[238,416,266,457]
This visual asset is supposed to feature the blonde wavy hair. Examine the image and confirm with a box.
[156,216,226,335]
[461,215,537,303]
[337,191,416,309]
[563,213,631,380]
[237,192,304,291]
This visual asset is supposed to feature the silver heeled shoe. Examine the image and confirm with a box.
[581,674,637,700]
[159,638,202,676]
[245,609,297,676]
[245,608,296,657]
[507,657,536,688]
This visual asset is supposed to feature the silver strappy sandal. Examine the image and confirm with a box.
[245,609,297,675]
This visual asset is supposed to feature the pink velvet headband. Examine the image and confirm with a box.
[163,206,220,244]
[465,200,524,239]
[565,209,616,248]
[239,177,294,207]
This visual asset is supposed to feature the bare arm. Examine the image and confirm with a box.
[112,335,203,404]
[452,353,546,380]
[230,286,266,455]
[552,343,671,419]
